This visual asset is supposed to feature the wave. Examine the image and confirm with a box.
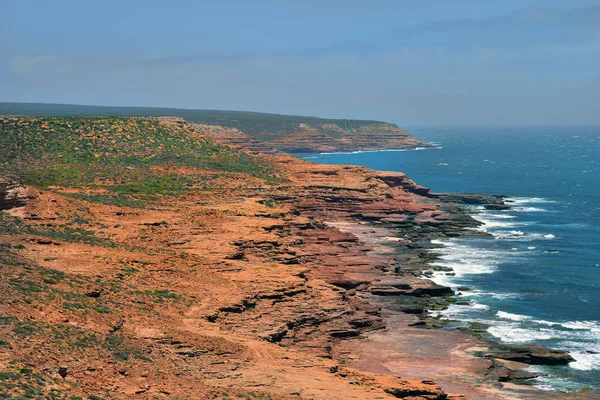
[488,325,557,342]
[432,295,600,373]
[482,213,517,219]
[492,326,600,372]
[512,206,550,212]
[428,194,599,388]
[470,210,558,241]
[427,239,511,286]
[414,146,443,151]
[506,197,557,204]
[561,321,600,332]
[496,311,531,321]
[470,215,527,230]
[426,245,600,376]
[477,313,600,372]
[499,197,557,213]
[566,349,600,371]
[491,230,556,240]
[488,292,520,299]
[315,146,442,155]
[529,372,597,393]
[452,290,519,300]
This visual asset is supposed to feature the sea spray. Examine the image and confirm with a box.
[301,127,600,391]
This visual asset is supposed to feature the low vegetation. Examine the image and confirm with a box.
[0,102,394,139]
[0,116,280,206]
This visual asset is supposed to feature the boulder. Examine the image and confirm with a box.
[0,177,37,210]
[484,204,512,211]
[409,283,454,297]
[370,286,405,296]
[486,358,541,382]
[381,377,447,399]
[486,344,575,365]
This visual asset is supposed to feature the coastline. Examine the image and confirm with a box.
[203,126,597,397]
[261,156,589,398]
[297,145,442,157]
[427,202,599,392]
[1,118,596,399]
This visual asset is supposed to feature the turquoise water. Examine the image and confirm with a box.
[300,127,600,392]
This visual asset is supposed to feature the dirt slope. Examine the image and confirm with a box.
[0,117,590,399]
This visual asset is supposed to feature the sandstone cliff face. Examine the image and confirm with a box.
[192,123,284,155]
[265,122,425,153]
[0,177,36,210]
[198,120,426,154]
[1,117,580,400]
[1,102,426,154]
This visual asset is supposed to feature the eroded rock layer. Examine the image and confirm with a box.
[0,117,590,399]
[0,176,37,209]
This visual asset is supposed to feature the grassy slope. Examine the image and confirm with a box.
[0,102,401,141]
[0,198,251,399]
[0,116,281,399]
[0,116,279,207]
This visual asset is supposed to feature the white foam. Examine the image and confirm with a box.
[487,318,600,371]
[470,208,556,247]
[491,230,524,239]
[568,352,600,371]
[561,321,600,332]
[488,292,519,299]
[316,146,442,155]
[472,218,522,230]
[506,197,556,204]
[427,212,600,381]
[414,146,443,151]
[427,238,511,285]
[435,260,496,274]
[533,319,560,327]
[429,234,600,380]
[564,337,600,371]
[483,213,517,219]
[431,283,600,375]
[429,262,496,286]
[317,149,407,155]
[455,289,484,297]
[531,374,582,392]
[491,230,556,241]
[430,302,490,319]
[496,311,531,321]
[429,272,455,287]
[488,325,556,342]
[513,206,548,212]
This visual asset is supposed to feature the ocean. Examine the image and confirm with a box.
[300,126,600,392]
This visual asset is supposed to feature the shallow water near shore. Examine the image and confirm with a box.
[300,126,600,392]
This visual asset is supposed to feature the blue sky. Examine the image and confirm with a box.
[2,0,600,126]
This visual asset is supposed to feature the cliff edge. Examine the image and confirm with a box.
[0,102,427,154]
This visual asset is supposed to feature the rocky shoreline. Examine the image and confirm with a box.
[1,117,594,399]
[199,123,592,398]
[265,163,577,392]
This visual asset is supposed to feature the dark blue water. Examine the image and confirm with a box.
[301,127,600,392]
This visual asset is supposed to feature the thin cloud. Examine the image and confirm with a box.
[3,6,599,125]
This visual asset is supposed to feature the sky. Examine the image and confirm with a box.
[2,0,600,126]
